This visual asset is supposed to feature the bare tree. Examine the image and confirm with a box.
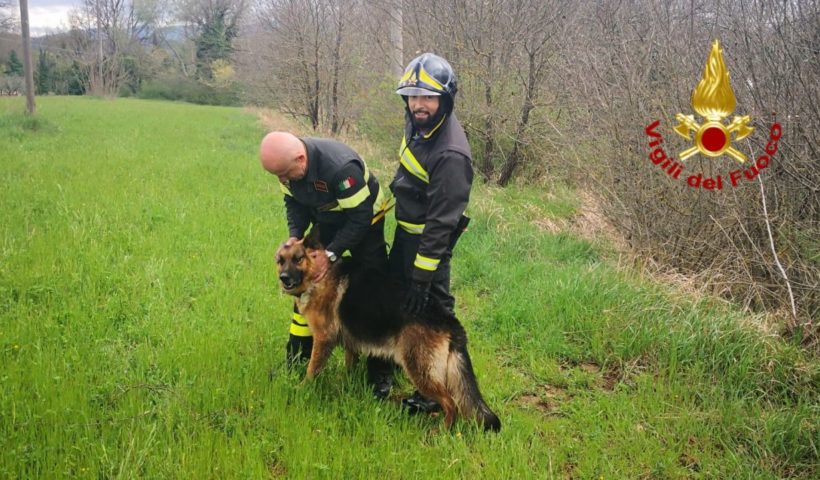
[244,0,378,132]
[496,1,565,186]
[400,0,566,185]
[327,0,344,133]
[252,0,323,128]
[553,0,819,328]
[69,0,154,96]
[444,0,515,181]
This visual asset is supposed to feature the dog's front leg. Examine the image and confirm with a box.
[305,319,337,379]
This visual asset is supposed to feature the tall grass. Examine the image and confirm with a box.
[1,97,817,479]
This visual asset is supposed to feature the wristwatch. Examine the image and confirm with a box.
[325,251,338,263]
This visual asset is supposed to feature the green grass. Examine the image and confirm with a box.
[1,97,818,479]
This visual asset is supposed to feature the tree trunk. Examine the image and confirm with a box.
[497,53,537,187]
[479,54,494,182]
[310,22,320,130]
[95,0,104,95]
[330,9,343,134]
[480,81,494,182]
[294,31,314,128]
[18,0,35,114]
[388,0,403,76]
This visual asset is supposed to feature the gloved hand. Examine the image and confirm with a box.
[403,280,431,315]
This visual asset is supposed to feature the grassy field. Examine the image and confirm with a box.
[1,96,817,479]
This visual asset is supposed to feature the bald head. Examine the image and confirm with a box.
[259,131,308,182]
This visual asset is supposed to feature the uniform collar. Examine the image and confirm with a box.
[301,138,319,182]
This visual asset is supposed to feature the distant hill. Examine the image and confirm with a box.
[0,25,189,67]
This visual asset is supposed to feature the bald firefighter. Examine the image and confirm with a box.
[259,132,393,396]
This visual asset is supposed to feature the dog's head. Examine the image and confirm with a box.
[275,229,325,296]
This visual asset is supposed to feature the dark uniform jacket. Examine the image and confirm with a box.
[391,113,474,283]
[281,138,388,255]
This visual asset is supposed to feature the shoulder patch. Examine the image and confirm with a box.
[338,176,356,191]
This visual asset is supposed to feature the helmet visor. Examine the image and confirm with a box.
[396,86,442,96]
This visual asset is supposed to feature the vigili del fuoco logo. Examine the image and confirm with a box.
[645,40,782,190]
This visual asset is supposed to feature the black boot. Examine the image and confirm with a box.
[402,391,442,414]
[366,357,394,400]
[286,334,313,369]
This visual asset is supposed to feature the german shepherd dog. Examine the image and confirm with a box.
[275,233,501,432]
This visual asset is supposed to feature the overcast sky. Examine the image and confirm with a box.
[21,0,82,36]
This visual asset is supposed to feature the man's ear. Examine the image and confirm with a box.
[304,226,322,249]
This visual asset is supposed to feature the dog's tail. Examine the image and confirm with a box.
[445,339,501,432]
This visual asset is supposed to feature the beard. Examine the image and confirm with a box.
[412,109,439,129]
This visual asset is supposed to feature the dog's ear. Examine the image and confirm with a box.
[278,237,303,251]
[303,226,323,250]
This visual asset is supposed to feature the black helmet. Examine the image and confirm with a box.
[396,53,458,99]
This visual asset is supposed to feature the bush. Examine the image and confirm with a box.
[554,0,820,330]
[137,76,241,106]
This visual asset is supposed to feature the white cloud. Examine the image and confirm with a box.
[28,5,75,35]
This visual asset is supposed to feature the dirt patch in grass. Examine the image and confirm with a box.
[531,217,567,234]
[519,384,572,415]
[578,362,601,374]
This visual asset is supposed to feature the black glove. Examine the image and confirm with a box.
[403,280,431,315]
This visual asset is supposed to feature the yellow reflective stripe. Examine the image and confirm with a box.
[337,184,371,209]
[398,220,424,234]
[290,312,311,337]
[370,185,394,225]
[279,182,293,196]
[400,136,429,183]
[414,254,440,271]
[419,65,444,91]
[400,68,414,83]
[290,322,312,337]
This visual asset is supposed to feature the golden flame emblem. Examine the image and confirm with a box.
[673,40,754,162]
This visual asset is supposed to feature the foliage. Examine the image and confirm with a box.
[193,5,239,80]
[137,74,240,106]
[0,73,21,94]
[549,0,820,328]
[61,60,87,95]
[35,49,55,95]
[30,47,86,96]
[208,58,235,88]
[6,49,22,75]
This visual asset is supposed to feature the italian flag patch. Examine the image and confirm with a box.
[338,176,356,191]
